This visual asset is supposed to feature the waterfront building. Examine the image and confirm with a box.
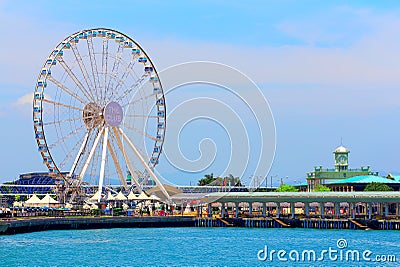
[306,145,377,191]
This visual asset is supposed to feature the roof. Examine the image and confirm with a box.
[326,175,399,185]
[333,145,349,153]
[40,194,58,204]
[201,191,400,203]
[25,194,42,204]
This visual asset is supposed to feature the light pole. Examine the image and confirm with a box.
[280,176,288,186]
[270,175,278,188]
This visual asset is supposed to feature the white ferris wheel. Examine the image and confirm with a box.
[33,28,170,202]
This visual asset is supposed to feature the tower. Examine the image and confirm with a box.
[334,145,349,171]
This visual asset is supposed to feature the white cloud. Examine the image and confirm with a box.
[15,93,33,106]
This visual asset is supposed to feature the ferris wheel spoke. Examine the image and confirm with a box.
[107,137,127,190]
[119,127,170,199]
[71,43,96,100]
[105,42,124,100]
[48,124,86,150]
[101,38,109,101]
[58,129,88,170]
[47,76,86,104]
[87,37,100,90]
[43,116,81,126]
[121,92,156,108]
[42,98,84,112]
[57,57,96,102]
[111,127,142,192]
[69,130,90,177]
[79,126,105,183]
[114,73,149,103]
[121,123,162,142]
[97,127,109,202]
[113,57,137,94]
[124,114,161,119]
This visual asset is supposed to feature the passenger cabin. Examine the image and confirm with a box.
[46,58,57,66]
[37,80,47,88]
[35,133,44,139]
[138,57,147,63]
[106,32,116,39]
[72,37,79,44]
[132,49,141,55]
[41,68,51,76]
[153,87,161,93]
[33,106,42,112]
[38,145,47,152]
[115,36,125,42]
[124,41,133,48]
[43,157,53,164]
[153,146,161,153]
[149,76,158,83]
[157,111,165,117]
[157,122,164,129]
[53,50,64,56]
[156,99,164,106]
[62,42,71,49]
[34,119,43,126]
[150,157,158,164]
[34,92,44,100]
[144,66,154,73]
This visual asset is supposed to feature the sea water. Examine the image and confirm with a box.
[0,227,399,266]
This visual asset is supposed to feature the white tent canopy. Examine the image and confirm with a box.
[24,194,42,207]
[106,191,116,201]
[115,191,127,201]
[90,191,102,202]
[127,191,139,201]
[39,194,58,205]
[137,191,150,201]
[149,194,161,202]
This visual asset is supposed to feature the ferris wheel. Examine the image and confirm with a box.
[33,28,170,202]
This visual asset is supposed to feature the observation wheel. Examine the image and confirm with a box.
[33,28,169,202]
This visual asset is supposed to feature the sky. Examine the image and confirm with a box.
[0,0,400,185]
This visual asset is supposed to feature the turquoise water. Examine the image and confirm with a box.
[1,228,399,266]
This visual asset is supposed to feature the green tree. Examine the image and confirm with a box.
[14,195,20,201]
[198,173,215,186]
[275,184,298,192]
[364,182,394,192]
[313,184,331,192]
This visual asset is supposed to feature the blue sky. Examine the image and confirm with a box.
[0,1,400,185]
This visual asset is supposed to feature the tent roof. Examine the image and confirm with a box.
[137,191,150,200]
[40,194,58,204]
[106,191,116,201]
[127,191,139,200]
[90,191,102,202]
[25,194,42,204]
[146,184,183,198]
[115,191,127,200]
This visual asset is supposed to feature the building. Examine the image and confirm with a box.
[306,145,377,191]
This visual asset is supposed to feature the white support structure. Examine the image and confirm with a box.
[98,127,109,202]
[79,127,104,182]
[107,139,127,189]
[112,127,142,193]
[69,131,90,177]
[119,128,170,200]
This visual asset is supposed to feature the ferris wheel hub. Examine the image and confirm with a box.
[82,102,102,129]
